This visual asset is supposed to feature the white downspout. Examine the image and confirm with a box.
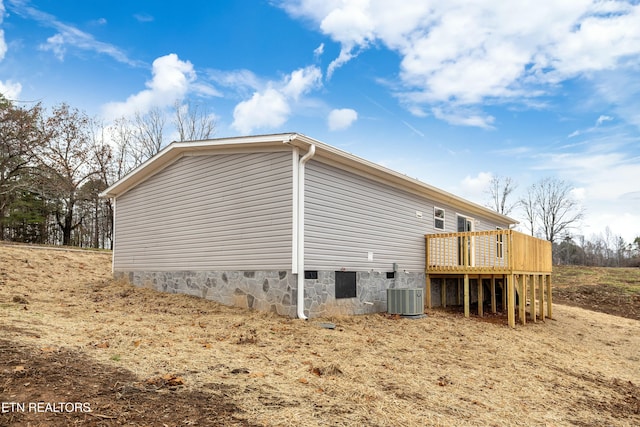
[111,197,116,273]
[296,144,315,320]
[291,148,299,274]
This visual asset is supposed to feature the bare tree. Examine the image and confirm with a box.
[132,107,166,164]
[111,101,216,174]
[89,120,116,248]
[107,117,138,178]
[520,184,537,237]
[173,100,216,142]
[36,104,98,246]
[521,177,584,244]
[486,175,517,216]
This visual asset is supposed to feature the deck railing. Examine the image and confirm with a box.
[425,229,552,275]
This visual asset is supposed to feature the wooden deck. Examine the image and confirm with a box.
[425,229,552,327]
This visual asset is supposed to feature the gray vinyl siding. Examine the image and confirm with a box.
[304,160,507,272]
[114,151,292,271]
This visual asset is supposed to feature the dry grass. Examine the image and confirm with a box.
[553,265,640,320]
[554,265,640,294]
[1,244,639,426]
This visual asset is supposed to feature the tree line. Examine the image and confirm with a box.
[486,176,640,267]
[0,95,215,248]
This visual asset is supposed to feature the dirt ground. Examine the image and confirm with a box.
[552,266,640,321]
[1,244,639,426]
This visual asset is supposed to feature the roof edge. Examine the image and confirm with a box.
[289,134,518,226]
[100,132,517,226]
[99,133,296,198]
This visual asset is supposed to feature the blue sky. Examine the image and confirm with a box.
[1,0,640,243]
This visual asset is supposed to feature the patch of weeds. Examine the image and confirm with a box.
[111,354,121,361]
[12,295,29,304]
[236,329,258,345]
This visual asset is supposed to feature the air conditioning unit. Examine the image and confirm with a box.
[387,288,424,316]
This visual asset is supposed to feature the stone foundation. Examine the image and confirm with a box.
[115,269,426,318]
[303,270,426,317]
[116,270,298,317]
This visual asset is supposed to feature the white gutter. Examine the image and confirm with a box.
[295,143,315,320]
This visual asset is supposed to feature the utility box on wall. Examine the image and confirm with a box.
[387,288,424,315]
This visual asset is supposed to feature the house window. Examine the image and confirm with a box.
[434,207,445,230]
[335,271,357,299]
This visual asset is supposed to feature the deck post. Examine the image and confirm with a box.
[426,274,432,309]
[519,275,526,325]
[441,279,447,308]
[529,275,536,323]
[490,276,496,314]
[539,274,545,320]
[464,274,470,318]
[546,274,553,319]
[478,278,483,317]
[502,277,507,311]
[507,274,515,328]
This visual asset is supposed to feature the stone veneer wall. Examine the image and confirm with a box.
[116,270,298,317]
[115,269,426,318]
[304,270,426,317]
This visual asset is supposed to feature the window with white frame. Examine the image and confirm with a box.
[496,227,504,259]
[434,207,445,230]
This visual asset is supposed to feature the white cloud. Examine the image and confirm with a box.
[0,0,6,61]
[0,2,19,99]
[313,43,324,58]
[231,66,322,134]
[282,66,322,100]
[328,108,358,131]
[432,107,495,129]
[102,54,214,120]
[279,1,640,127]
[41,33,66,60]
[532,140,640,242]
[593,70,640,128]
[319,1,374,46]
[581,211,640,244]
[568,114,615,138]
[570,187,587,201]
[320,1,375,77]
[461,171,493,197]
[232,88,290,134]
[327,47,356,79]
[596,115,613,126]
[207,69,261,97]
[0,80,22,99]
[9,0,139,66]
[0,29,6,61]
[134,13,154,23]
